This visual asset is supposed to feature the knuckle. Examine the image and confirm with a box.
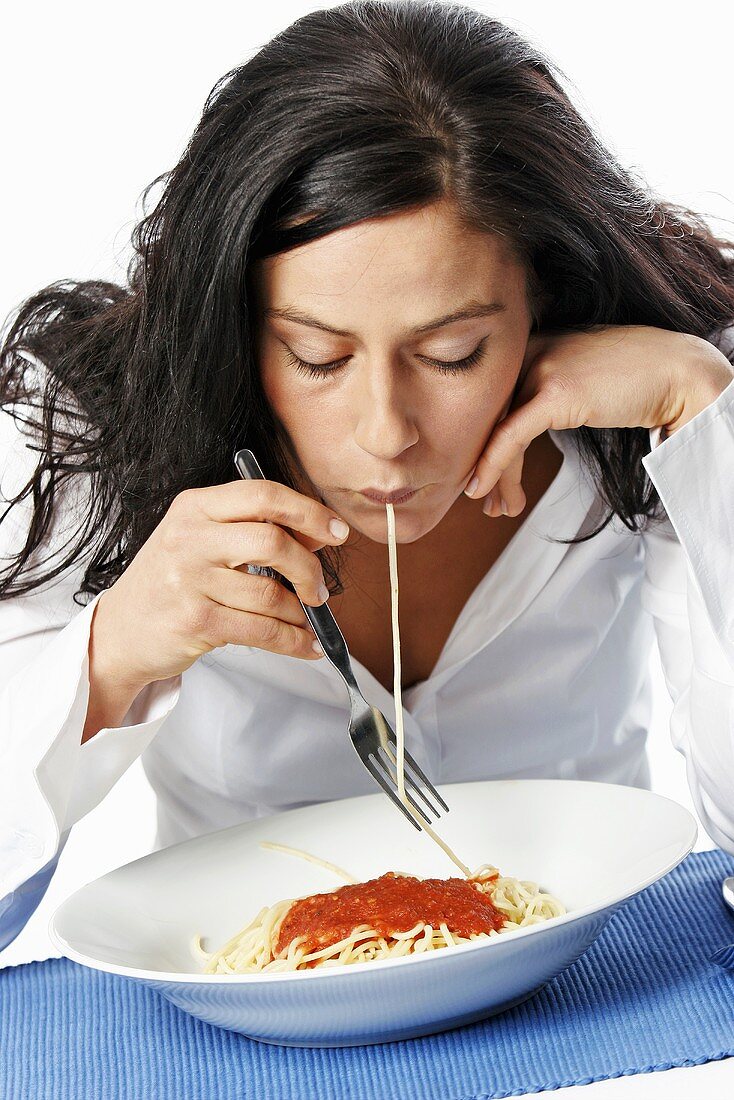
[170,487,197,515]
[492,418,519,448]
[163,562,188,596]
[265,522,287,554]
[179,599,212,639]
[245,481,272,513]
[258,576,283,613]
[247,522,280,560]
[249,482,297,525]
[249,481,317,536]
[253,614,282,648]
[543,372,575,401]
[159,517,191,556]
[276,497,308,532]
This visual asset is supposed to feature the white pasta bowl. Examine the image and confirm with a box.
[50,779,696,1047]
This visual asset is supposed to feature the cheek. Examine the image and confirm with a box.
[263,374,347,466]
[424,376,515,449]
[260,366,309,436]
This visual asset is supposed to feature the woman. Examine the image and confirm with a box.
[1,1,733,951]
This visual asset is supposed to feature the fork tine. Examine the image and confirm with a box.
[402,749,449,811]
[372,750,431,825]
[381,728,450,812]
[363,755,421,831]
[380,744,444,819]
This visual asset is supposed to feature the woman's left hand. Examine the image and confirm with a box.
[464,323,734,517]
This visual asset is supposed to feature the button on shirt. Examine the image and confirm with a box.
[2,328,734,951]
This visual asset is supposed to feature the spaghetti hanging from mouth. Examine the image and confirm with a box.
[384,500,471,875]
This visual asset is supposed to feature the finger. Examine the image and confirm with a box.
[482,488,502,518]
[483,452,527,517]
[203,601,324,660]
[198,521,329,606]
[290,532,329,552]
[205,567,310,627]
[176,480,350,546]
[465,392,552,498]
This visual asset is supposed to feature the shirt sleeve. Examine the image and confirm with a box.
[0,403,180,949]
[640,334,734,854]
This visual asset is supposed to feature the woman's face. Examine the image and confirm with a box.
[253,198,533,545]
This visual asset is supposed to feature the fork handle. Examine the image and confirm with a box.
[233,448,361,695]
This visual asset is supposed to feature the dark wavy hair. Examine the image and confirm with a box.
[2,0,733,604]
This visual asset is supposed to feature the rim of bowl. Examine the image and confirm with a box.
[49,793,697,985]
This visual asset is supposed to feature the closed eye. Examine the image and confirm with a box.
[284,339,488,379]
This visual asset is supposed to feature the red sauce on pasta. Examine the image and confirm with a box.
[274,871,504,956]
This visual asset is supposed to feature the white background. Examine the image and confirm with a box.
[1,2,732,1097]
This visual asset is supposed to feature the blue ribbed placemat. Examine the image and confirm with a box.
[2,849,734,1100]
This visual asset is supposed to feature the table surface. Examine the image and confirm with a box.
[2,837,732,1099]
[2,940,731,1097]
[1,956,731,1100]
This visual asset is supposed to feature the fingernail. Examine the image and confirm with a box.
[329,518,350,539]
[500,497,508,515]
[318,583,329,602]
[465,476,479,497]
[312,640,324,655]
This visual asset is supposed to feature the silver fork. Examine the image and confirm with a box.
[234,448,449,831]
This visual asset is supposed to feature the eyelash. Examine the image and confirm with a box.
[284,339,488,379]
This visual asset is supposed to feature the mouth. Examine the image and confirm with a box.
[358,487,420,505]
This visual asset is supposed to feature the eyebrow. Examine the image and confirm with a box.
[263,299,507,336]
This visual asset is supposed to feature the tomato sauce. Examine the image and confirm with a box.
[274,871,505,956]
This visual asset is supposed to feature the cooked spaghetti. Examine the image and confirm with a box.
[196,860,566,974]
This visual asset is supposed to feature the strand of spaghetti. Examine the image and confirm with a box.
[385,503,471,878]
[385,501,406,803]
[258,840,358,883]
[414,818,471,877]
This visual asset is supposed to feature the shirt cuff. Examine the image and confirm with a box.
[0,590,180,896]
[65,673,181,824]
[0,835,68,953]
[642,375,734,652]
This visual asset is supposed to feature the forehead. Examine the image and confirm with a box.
[252,201,525,317]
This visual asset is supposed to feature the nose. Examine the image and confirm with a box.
[352,359,419,460]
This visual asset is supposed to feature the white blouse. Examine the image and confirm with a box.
[2,328,734,952]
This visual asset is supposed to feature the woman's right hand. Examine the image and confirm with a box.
[85,479,350,713]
